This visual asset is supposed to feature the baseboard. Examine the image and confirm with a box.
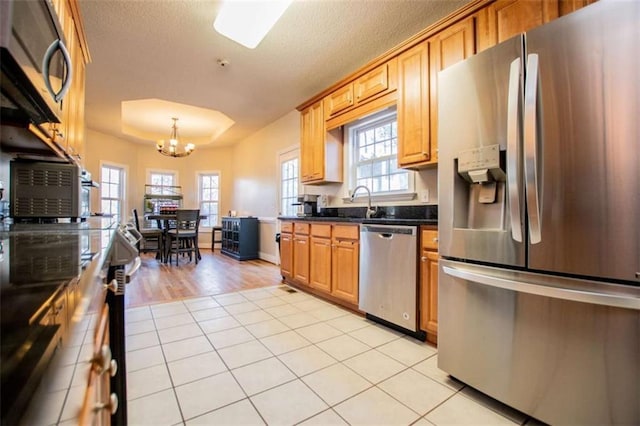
[259,252,278,265]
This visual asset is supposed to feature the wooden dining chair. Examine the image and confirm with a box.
[132,208,163,260]
[165,209,200,265]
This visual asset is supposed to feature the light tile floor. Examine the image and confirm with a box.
[124,285,539,426]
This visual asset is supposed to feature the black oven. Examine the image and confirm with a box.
[0,0,72,126]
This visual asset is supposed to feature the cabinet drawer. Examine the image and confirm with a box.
[422,229,439,250]
[311,224,331,238]
[332,224,359,241]
[281,222,293,233]
[294,222,310,235]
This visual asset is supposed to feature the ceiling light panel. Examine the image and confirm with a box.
[214,0,293,49]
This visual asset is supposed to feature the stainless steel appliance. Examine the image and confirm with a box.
[10,160,90,222]
[359,224,418,332]
[437,1,640,424]
[0,0,71,126]
[293,194,318,217]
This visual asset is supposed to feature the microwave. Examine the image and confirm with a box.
[0,0,72,126]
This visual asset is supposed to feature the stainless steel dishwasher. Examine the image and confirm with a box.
[359,224,418,332]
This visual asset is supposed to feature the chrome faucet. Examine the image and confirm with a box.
[351,185,377,218]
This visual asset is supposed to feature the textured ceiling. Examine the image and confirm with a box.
[81,0,471,147]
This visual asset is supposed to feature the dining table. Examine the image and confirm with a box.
[145,213,207,263]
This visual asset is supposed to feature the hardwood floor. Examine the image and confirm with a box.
[126,249,283,308]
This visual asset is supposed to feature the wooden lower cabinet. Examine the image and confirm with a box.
[281,221,359,307]
[419,227,439,344]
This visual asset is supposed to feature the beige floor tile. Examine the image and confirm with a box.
[151,301,189,318]
[325,314,370,333]
[302,363,372,406]
[213,292,249,306]
[292,299,330,311]
[231,357,296,396]
[154,312,196,330]
[295,322,343,343]
[377,337,437,366]
[277,312,319,329]
[298,409,348,425]
[175,372,246,421]
[168,351,228,386]
[126,345,165,373]
[250,379,328,425]
[126,331,160,352]
[308,306,350,321]
[316,334,371,361]
[60,385,86,422]
[186,398,265,425]
[127,364,172,400]
[334,387,420,426]
[191,306,229,322]
[278,345,337,377]
[207,326,255,349]
[157,322,203,344]
[245,318,290,338]
[348,324,402,348]
[459,387,528,424]
[277,291,314,303]
[217,340,273,369]
[233,309,274,325]
[162,335,214,363]
[128,388,182,426]
[198,315,242,333]
[343,350,407,384]
[378,369,455,415]
[425,393,519,425]
[260,330,311,355]
[240,288,274,301]
[264,304,303,318]
[253,296,288,309]
[413,418,437,426]
[126,306,153,323]
[412,356,464,391]
[183,296,221,312]
[126,319,156,336]
[223,301,260,315]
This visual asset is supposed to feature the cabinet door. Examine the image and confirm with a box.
[481,0,559,50]
[300,105,315,182]
[397,41,431,167]
[293,235,310,285]
[428,17,476,165]
[331,240,359,304]
[280,233,293,278]
[300,101,325,183]
[420,250,439,340]
[355,63,389,104]
[325,84,354,117]
[310,236,332,293]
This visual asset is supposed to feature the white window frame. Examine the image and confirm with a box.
[196,171,220,228]
[277,145,300,217]
[146,169,179,194]
[345,108,415,202]
[100,162,127,222]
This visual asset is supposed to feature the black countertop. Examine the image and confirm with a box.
[0,217,118,424]
[278,205,438,226]
[278,216,438,226]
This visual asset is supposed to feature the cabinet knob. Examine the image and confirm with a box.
[109,359,118,377]
[94,393,118,415]
[433,238,439,243]
[104,279,118,293]
[421,256,427,262]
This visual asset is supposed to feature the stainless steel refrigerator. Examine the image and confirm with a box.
[437,1,639,424]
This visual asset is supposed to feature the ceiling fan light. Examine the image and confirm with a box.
[214,0,292,49]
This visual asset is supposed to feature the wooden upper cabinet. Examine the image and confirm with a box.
[427,16,476,166]
[397,41,431,168]
[325,84,354,117]
[300,101,343,185]
[354,62,390,104]
[478,0,560,51]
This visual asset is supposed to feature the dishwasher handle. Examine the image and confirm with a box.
[378,233,393,239]
[360,225,416,235]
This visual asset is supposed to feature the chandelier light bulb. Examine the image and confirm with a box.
[156,117,195,158]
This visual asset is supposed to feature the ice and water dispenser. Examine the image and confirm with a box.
[453,144,507,230]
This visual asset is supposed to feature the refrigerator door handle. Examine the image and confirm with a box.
[524,53,542,244]
[507,57,523,243]
[442,265,640,310]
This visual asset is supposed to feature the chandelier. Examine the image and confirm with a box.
[156,118,195,157]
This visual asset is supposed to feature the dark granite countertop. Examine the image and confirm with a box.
[278,216,437,226]
[278,205,438,226]
[0,217,118,424]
